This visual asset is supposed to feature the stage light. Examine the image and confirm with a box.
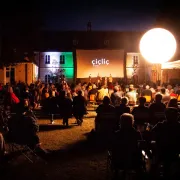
[139,28,176,64]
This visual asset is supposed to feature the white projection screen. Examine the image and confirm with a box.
[76,49,124,78]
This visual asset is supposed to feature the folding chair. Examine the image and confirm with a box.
[5,134,46,164]
[143,96,152,106]
[95,112,117,147]
[106,140,147,180]
[177,95,180,102]
[8,142,40,163]
[89,94,97,105]
[3,120,46,164]
[95,112,117,136]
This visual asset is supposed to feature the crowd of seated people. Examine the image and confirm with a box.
[1,80,180,176]
[94,93,180,178]
[1,80,180,113]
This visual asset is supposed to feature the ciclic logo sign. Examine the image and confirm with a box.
[92,59,109,66]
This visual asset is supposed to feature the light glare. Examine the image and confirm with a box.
[140,28,177,64]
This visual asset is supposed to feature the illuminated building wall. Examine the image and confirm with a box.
[126,52,152,84]
[0,63,38,85]
[38,52,74,83]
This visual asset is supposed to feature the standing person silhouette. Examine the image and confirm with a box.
[73,91,87,126]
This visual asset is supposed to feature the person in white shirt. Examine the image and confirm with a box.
[126,85,137,106]
[166,85,172,94]
[97,86,109,102]
[161,88,170,104]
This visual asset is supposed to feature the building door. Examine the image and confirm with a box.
[6,67,10,84]
[6,67,15,84]
[10,67,15,84]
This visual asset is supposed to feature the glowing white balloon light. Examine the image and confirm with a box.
[139,28,177,64]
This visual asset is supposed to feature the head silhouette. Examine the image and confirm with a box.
[167,98,178,108]
[120,113,134,128]
[121,97,129,105]
[161,88,166,94]
[61,91,66,98]
[103,96,110,105]
[165,107,179,122]
[155,94,162,103]
[139,97,146,106]
[78,90,82,96]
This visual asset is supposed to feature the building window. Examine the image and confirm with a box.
[45,55,50,64]
[73,39,78,45]
[6,71,10,78]
[104,40,109,45]
[6,67,10,78]
[45,75,51,83]
[133,56,139,66]
[60,55,65,64]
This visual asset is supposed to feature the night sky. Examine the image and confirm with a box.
[1,0,180,31]
[42,0,161,31]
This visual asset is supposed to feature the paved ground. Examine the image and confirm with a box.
[1,117,108,180]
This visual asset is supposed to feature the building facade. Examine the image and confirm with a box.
[126,52,148,84]
[2,30,180,85]
[0,62,38,85]
[36,51,74,83]
[161,60,180,84]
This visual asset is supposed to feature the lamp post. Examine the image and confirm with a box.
[139,28,177,85]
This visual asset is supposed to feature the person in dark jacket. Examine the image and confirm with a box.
[149,94,166,125]
[8,105,40,150]
[58,91,72,126]
[152,107,180,176]
[73,91,87,126]
[111,113,143,178]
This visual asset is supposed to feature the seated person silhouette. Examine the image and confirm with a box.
[111,113,142,171]
[8,103,41,151]
[95,96,116,135]
[132,97,150,128]
[149,94,166,125]
[152,107,180,168]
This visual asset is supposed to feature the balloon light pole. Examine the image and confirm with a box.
[139,28,177,85]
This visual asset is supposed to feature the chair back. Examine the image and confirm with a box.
[177,95,180,102]
[95,112,117,135]
[90,94,96,102]
[111,133,141,170]
[154,111,165,120]
[143,96,151,103]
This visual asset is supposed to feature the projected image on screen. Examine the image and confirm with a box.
[76,50,124,78]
